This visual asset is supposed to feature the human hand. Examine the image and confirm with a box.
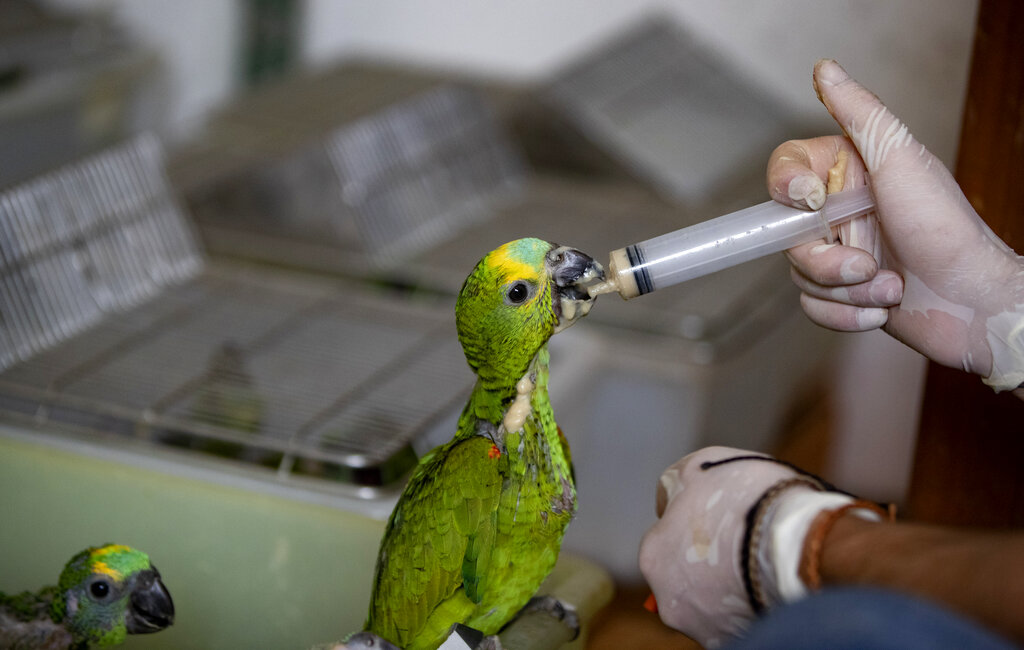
[769,59,1024,392]
[638,446,887,649]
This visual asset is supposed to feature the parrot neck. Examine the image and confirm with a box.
[462,344,571,486]
[466,345,550,429]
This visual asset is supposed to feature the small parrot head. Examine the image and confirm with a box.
[53,544,175,646]
[456,238,603,384]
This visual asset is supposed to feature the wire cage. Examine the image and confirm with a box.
[0,136,475,491]
[179,75,527,270]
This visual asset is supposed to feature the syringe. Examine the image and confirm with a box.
[592,186,876,299]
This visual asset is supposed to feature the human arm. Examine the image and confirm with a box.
[819,514,1024,645]
[769,60,1024,397]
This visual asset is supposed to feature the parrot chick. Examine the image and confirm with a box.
[191,340,265,436]
[0,544,174,649]
[362,238,603,650]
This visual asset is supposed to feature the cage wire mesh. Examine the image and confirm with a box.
[0,136,475,488]
[183,81,527,269]
[0,134,202,370]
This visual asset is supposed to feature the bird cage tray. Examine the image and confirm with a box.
[0,262,474,488]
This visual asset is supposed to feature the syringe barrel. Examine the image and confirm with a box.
[609,186,874,298]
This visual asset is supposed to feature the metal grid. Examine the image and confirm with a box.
[0,265,473,486]
[0,135,202,371]
[182,79,526,269]
[0,137,476,488]
[327,86,526,266]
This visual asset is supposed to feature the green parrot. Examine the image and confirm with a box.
[0,544,175,649]
[187,340,269,463]
[191,340,264,436]
[362,238,603,650]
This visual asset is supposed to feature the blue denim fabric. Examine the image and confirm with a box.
[724,587,1018,650]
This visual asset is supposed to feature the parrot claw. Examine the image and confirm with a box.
[476,635,503,650]
[336,631,402,650]
[524,595,580,640]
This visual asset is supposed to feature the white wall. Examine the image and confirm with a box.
[46,0,978,164]
[303,0,979,165]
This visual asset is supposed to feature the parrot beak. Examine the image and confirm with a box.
[126,567,175,634]
[547,245,605,333]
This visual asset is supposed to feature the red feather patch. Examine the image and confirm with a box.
[488,445,501,459]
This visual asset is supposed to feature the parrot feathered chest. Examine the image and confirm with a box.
[475,351,577,535]
[366,349,576,650]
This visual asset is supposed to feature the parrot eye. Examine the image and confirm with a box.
[89,579,112,600]
[504,281,533,305]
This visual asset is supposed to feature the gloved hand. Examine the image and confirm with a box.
[768,59,1024,392]
[638,446,889,649]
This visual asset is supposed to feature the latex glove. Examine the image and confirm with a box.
[638,446,886,649]
[768,59,1024,392]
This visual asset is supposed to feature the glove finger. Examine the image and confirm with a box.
[812,59,918,175]
[813,59,983,266]
[784,241,877,286]
[799,292,889,331]
[791,266,903,307]
[767,136,867,210]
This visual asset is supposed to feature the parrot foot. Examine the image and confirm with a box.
[476,634,503,650]
[442,623,493,649]
[335,631,402,650]
[523,595,580,640]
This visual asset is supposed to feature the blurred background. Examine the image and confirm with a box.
[0,1,979,648]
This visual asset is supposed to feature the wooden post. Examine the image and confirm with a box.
[905,0,1024,527]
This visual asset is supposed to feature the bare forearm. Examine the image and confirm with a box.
[818,515,1024,644]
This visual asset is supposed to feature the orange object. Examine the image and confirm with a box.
[488,445,501,459]
[643,592,658,613]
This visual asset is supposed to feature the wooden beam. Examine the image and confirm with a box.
[906,0,1024,527]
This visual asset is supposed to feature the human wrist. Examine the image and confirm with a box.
[767,489,857,603]
[798,500,893,590]
[753,487,892,609]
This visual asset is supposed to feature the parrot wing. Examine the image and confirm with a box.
[369,434,504,646]
[0,588,74,650]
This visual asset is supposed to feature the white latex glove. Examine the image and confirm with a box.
[768,59,1024,393]
[638,446,885,649]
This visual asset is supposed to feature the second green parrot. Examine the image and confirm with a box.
[0,543,174,649]
[361,238,603,649]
